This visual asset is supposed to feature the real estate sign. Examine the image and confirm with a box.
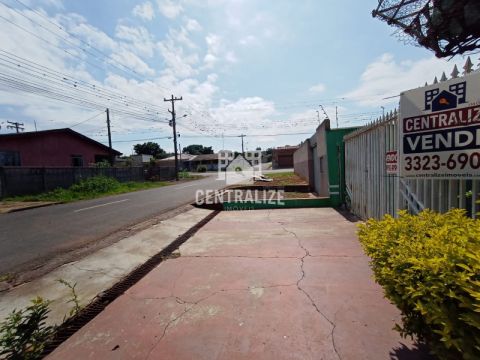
[399,72,480,179]
[385,150,398,175]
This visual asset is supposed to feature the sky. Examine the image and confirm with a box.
[0,0,475,155]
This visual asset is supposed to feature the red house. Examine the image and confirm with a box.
[0,128,121,167]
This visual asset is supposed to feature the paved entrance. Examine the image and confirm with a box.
[48,208,425,360]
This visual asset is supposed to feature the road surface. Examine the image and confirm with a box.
[0,175,225,274]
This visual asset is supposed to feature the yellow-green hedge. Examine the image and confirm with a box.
[358,209,480,359]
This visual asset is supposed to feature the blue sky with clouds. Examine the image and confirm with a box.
[0,0,473,154]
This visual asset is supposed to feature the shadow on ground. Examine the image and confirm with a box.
[390,342,436,360]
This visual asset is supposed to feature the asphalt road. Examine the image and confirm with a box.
[0,175,225,274]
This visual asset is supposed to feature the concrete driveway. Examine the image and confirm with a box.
[48,208,427,360]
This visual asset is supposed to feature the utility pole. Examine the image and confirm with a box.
[335,106,338,128]
[239,134,246,155]
[106,108,113,165]
[106,108,112,149]
[7,121,24,133]
[164,94,183,181]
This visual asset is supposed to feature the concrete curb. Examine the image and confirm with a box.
[40,209,220,357]
[223,198,331,210]
[0,201,62,214]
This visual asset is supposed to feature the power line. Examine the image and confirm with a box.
[0,50,169,115]
[70,110,105,127]
[4,0,146,81]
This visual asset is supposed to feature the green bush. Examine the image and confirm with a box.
[0,297,54,359]
[358,209,480,359]
[196,165,207,173]
[69,176,120,194]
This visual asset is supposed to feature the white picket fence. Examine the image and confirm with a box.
[344,57,480,220]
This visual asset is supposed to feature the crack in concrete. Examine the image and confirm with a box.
[70,264,121,279]
[144,283,298,359]
[279,222,342,360]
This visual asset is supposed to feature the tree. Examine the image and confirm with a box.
[182,144,214,155]
[133,142,167,159]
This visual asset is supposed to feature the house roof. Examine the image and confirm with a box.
[161,153,196,161]
[191,153,219,161]
[0,128,122,155]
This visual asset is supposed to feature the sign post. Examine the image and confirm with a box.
[399,72,480,179]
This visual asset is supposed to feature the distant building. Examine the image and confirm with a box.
[272,145,299,169]
[156,153,196,170]
[218,150,234,170]
[130,154,154,166]
[293,119,359,206]
[244,150,262,166]
[0,128,121,167]
[189,153,219,171]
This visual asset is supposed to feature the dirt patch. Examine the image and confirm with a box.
[254,172,307,187]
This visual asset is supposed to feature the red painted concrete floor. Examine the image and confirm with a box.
[47,208,430,360]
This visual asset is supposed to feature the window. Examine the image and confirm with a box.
[0,151,20,166]
[220,160,226,165]
[71,155,84,167]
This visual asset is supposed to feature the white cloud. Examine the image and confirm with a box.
[203,33,222,68]
[132,1,155,21]
[157,26,200,78]
[156,0,183,19]
[205,33,221,54]
[38,0,64,9]
[203,53,217,69]
[344,53,464,107]
[110,49,155,76]
[225,51,237,64]
[115,25,156,58]
[239,35,259,46]
[184,17,202,32]
[308,83,326,93]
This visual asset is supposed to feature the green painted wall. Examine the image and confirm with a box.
[325,127,359,207]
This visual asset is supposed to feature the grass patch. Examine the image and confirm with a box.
[0,273,13,283]
[6,176,173,203]
[178,170,201,180]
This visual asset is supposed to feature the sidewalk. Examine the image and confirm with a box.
[0,207,213,325]
[47,208,427,360]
